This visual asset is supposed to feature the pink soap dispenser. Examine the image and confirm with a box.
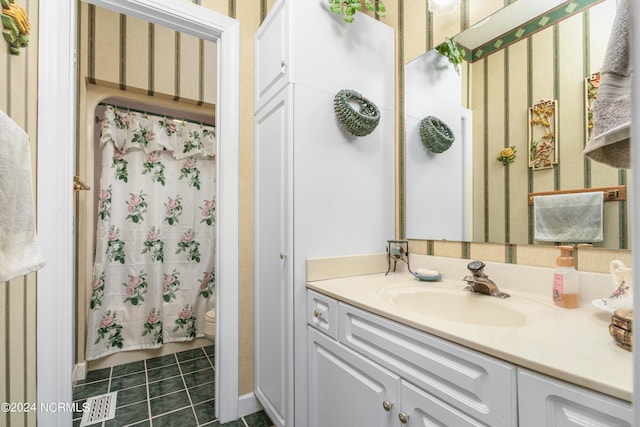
[553,245,579,308]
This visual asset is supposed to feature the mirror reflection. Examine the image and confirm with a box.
[405,0,630,249]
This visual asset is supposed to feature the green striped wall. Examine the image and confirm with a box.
[0,0,39,425]
[471,0,627,250]
[84,4,217,106]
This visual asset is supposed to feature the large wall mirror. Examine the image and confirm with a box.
[405,0,631,250]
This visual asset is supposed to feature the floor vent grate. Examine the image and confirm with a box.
[80,391,118,426]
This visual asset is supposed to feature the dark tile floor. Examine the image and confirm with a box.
[72,345,273,427]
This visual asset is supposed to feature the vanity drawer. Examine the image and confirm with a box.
[339,303,517,427]
[307,290,339,340]
[517,368,632,427]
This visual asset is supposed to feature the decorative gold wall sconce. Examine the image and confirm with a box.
[528,99,558,170]
[585,72,600,144]
[1,0,30,55]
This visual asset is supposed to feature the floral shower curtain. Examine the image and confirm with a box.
[86,105,216,361]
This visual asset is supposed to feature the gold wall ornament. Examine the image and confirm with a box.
[585,72,600,144]
[497,146,517,166]
[528,99,558,170]
[1,0,30,55]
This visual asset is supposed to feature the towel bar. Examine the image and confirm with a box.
[527,185,626,205]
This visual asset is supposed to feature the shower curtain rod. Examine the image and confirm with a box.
[98,102,216,128]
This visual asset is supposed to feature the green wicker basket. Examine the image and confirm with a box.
[419,116,455,153]
[333,89,380,137]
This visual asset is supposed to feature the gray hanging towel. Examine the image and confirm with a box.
[583,0,631,169]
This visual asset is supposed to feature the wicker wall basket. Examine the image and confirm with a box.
[420,116,455,153]
[333,89,381,137]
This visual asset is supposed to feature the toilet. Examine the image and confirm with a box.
[204,307,216,342]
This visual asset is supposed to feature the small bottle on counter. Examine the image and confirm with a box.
[553,245,579,308]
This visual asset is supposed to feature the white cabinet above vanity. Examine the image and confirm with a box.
[306,256,633,426]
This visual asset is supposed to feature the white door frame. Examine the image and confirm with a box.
[36,1,240,425]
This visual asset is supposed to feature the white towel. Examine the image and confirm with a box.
[0,109,44,282]
[534,192,604,243]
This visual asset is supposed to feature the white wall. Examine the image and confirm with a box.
[405,49,467,241]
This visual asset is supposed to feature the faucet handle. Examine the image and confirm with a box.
[467,260,486,276]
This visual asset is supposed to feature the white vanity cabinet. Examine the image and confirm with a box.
[309,328,490,427]
[400,380,491,427]
[307,290,518,426]
[517,368,633,427]
[308,290,399,426]
[308,327,400,427]
[308,289,633,427]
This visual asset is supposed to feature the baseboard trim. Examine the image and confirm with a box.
[237,392,263,418]
[72,362,87,386]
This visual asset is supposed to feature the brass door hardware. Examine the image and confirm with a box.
[73,175,90,191]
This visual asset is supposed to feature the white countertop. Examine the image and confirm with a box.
[307,271,633,402]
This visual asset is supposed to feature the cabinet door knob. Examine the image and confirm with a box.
[382,400,393,412]
[398,412,409,424]
[313,309,322,319]
[280,60,287,73]
[280,252,288,260]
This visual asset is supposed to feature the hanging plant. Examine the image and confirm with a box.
[328,0,386,23]
[435,38,465,74]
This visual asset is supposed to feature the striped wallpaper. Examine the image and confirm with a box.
[469,2,628,249]
[81,4,218,107]
[0,1,39,425]
[399,0,630,261]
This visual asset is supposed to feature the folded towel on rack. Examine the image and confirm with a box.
[0,109,44,282]
[582,0,631,169]
[534,192,604,243]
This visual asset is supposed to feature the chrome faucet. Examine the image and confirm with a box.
[463,261,510,298]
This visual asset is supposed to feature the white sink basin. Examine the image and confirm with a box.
[378,284,556,327]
